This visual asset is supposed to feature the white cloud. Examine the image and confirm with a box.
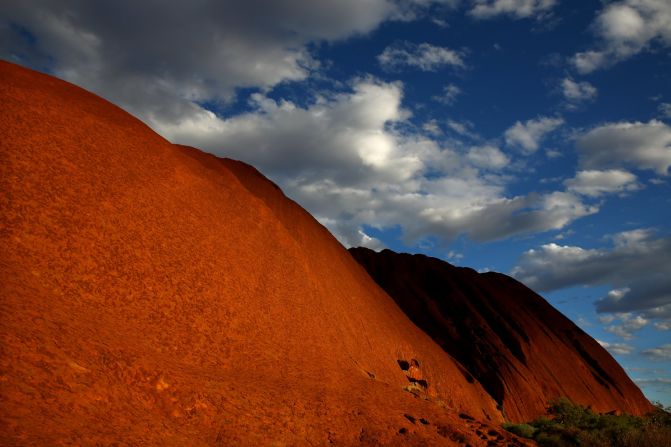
[406,190,596,243]
[512,229,671,318]
[432,83,462,105]
[446,119,478,139]
[564,169,640,197]
[572,0,671,73]
[603,314,649,339]
[157,78,594,247]
[378,42,465,71]
[320,217,386,250]
[561,78,597,107]
[572,51,607,74]
[596,339,634,355]
[642,344,671,360]
[637,377,671,383]
[504,116,564,153]
[469,0,556,19]
[634,377,671,388]
[447,250,464,261]
[576,120,671,175]
[158,79,414,182]
[655,321,671,331]
[423,119,442,135]
[546,148,562,159]
[0,1,603,250]
[659,103,671,119]
[598,314,617,324]
[554,229,575,240]
[467,145,509,169]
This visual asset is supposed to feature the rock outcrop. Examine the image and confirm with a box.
[349,247,654,423]
[0,61,531,445]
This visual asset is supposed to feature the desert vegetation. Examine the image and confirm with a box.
[503,398,671,447]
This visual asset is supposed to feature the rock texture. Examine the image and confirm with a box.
[349,247,655,423]
[0,61,535,445]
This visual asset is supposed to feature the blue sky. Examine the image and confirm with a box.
[2,0,670,406]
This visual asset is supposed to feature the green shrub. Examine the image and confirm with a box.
[501,398,671,447]
[502,423,536,438]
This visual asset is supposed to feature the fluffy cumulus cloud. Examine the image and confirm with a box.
[576,120,671,175]
[423,119,443,135]
[467,145,509,169]
[573,0,671,73]
[158,78,594,246]
[561,78,597,108]
[433,83,462,105]
[0,0,600,250]
[512,229,671,329]
[378,42,465,71]
[602,313,649,339]
[402,190,594,243]
[159,80,415,184]
[596,340,634,355]
[447,119,478,139]
[564,169,640,197]
[504,116,564,153]
[469,0,556,19]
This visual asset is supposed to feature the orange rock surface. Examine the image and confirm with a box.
[0,61,535,445]
[349,248,655,423]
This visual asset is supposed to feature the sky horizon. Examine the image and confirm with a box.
[2,0,670,406]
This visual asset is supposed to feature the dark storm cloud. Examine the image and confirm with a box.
[576,120,671,175]
[1,0,397,123]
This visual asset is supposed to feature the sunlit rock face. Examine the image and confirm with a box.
[0,61,537,446]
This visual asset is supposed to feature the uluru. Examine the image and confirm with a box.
[1,61,529,445]
[2,2,671,445]
[0,55,660,446]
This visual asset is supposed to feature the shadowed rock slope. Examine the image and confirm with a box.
[0,61,535,445]
[349,247,654,423]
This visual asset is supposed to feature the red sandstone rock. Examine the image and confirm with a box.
[349,247,655,423]
[0,61,532,445]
